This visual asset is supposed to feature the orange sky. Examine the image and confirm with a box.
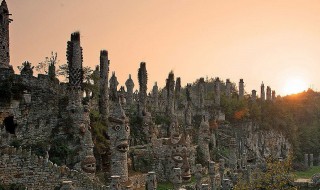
[8,0,320,95]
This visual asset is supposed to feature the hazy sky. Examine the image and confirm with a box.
[7,0,320,95]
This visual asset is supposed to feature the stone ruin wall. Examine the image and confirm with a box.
[0,146,105,190]
[0,74,66,146]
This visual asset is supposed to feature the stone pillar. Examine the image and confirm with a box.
[195,164,203,190]
[198,78,205,109]
[146,171,157,190]
[304,154,309,168]
[99,50,110,121]
[166,71,175,116]
[172,168,182,190]
[239,79,244,100]
[175,77,181,110]
[209,161,216,190]
[251,90,256,102]
[214,77,221,106]
[110,175,121,190]
[152,82,159,111]
[310,154,314,167]
[109,72,119,102]
[0,0,11,69]
[138,62,148,116]
[241,153,247,169]
[261,82,265,101]
[272,90,276,101]
[266,86,271,101]
[225,79,231,99]
[125,74,134,105]
[219,159,225,184]
[229,138,237,171]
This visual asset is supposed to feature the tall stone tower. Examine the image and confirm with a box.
[152,82,159,111]
[226,79,231,98]
[239,79,244,100]
[67,32,83,102]
[109,72,119,102]
[175,77,181,110]
[125,74,134,105]
[0,0,12,69]
[166,71,175,116]
[214,77,221,106]
[138,62,148,116]
[251,90,257,102]
[272,90,276,101]
[261,82,265,101]
[99,50,110,121]
[198,78,205,109]
[266,86,271,101]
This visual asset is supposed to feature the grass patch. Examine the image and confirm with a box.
[295,166,320,179]
[157,181,173,190]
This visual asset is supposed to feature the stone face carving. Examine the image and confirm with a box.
[109,100,130,181]
[81,155,96,174]
[198,116,211,164]
[138,62,148,116]
[99,50,110,120]
[109,72,119,102]
[0,0,11,69]
[166,133,192,182]
[125,74,134,105]
[146,171,157,190]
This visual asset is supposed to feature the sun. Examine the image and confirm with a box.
[283,77,308,95]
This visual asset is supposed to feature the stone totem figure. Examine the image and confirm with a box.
[229,138,237,171]
[239,79,244,100]
[152,82,159,111]
[108,100,130,182]
[198,116,211,164]
[195,164,203,190]
[261,82,265,101]
[138,62,148,116]
[266,86,272,101]
[219,159,225,183]
[251,90,257,102]
[60,181,75,190]
[304,154,309,168]
[171,168,182,190]
[165,133,192,182]
[209,161,216,190]
[109,72,119,102]
[166,71,175,116]
[110,175,121,190]
[198,78,205,109]
[0,0,11,69]
[214,77,221,106]
[225,79,231,99]
[125,74,134,105]
[310,154,314,167]
[66,32,96,174]
[201,184,209,190]
[145,171,157,190]
[99,50,110,121]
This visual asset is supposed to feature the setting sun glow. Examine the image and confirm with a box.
[283,78,308,95]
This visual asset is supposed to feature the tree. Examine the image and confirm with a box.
[35,52,58,74]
